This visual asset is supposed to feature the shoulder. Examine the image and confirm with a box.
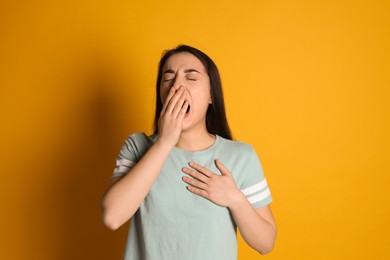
[120,132,157,161]
[218,136,255,155]
[125,132,157,145]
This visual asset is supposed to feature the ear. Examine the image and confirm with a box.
[209,95,213,104]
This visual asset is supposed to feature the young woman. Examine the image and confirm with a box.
[101,45,277,260]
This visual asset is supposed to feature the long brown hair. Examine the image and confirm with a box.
[153,45,232,140]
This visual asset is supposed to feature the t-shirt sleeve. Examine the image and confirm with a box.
[112,134,140,178]
[239,146,273,209]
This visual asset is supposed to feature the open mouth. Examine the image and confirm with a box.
[186,105,190,114]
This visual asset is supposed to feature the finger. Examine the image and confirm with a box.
[171,90,188,118]
[215,159,231,176]
[186,185,209,199]
[182,176,208,190]
[161,86,177,115]
[188,162,214,177]
[165,87,185,115]
[176,89,190,120]
[177,100,189,120]
[182,167,210,183]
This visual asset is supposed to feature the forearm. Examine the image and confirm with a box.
[101,140,172,230]
[229,193,277,255]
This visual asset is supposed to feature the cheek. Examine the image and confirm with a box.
[201,85,212,103]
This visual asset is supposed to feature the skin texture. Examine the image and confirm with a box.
[101,52,277,255]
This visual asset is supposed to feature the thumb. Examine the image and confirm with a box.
[215,159,231,176]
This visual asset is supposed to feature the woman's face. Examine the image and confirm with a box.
[160,52,212,132]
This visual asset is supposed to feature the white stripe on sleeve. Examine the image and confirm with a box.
[116,159,135,167]
[247,188,271,204]
[113,159,135,174]
[240,180,268,196]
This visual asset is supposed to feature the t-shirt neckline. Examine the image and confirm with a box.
[172,134,221,155]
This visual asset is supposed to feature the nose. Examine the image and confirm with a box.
[171,75,184,91]
[166,77,186,96]
[162,76,187,103]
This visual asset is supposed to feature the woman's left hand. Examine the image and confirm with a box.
[182,160,242,208]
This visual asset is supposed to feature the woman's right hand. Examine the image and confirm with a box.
[157,86,189,148]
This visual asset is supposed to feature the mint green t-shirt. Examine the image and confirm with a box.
[112,133,272,260]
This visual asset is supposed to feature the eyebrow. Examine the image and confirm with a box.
[184,69,200,74]
[163,69,175,74]
[163,69,201,74]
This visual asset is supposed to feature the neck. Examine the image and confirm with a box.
[176,127,216,151]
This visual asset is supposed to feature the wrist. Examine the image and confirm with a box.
[227,190,248,212]
[155,138,176,151]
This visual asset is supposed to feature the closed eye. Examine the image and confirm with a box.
[187,78,196,81]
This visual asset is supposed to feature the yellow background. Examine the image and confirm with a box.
[1,0,389,259]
